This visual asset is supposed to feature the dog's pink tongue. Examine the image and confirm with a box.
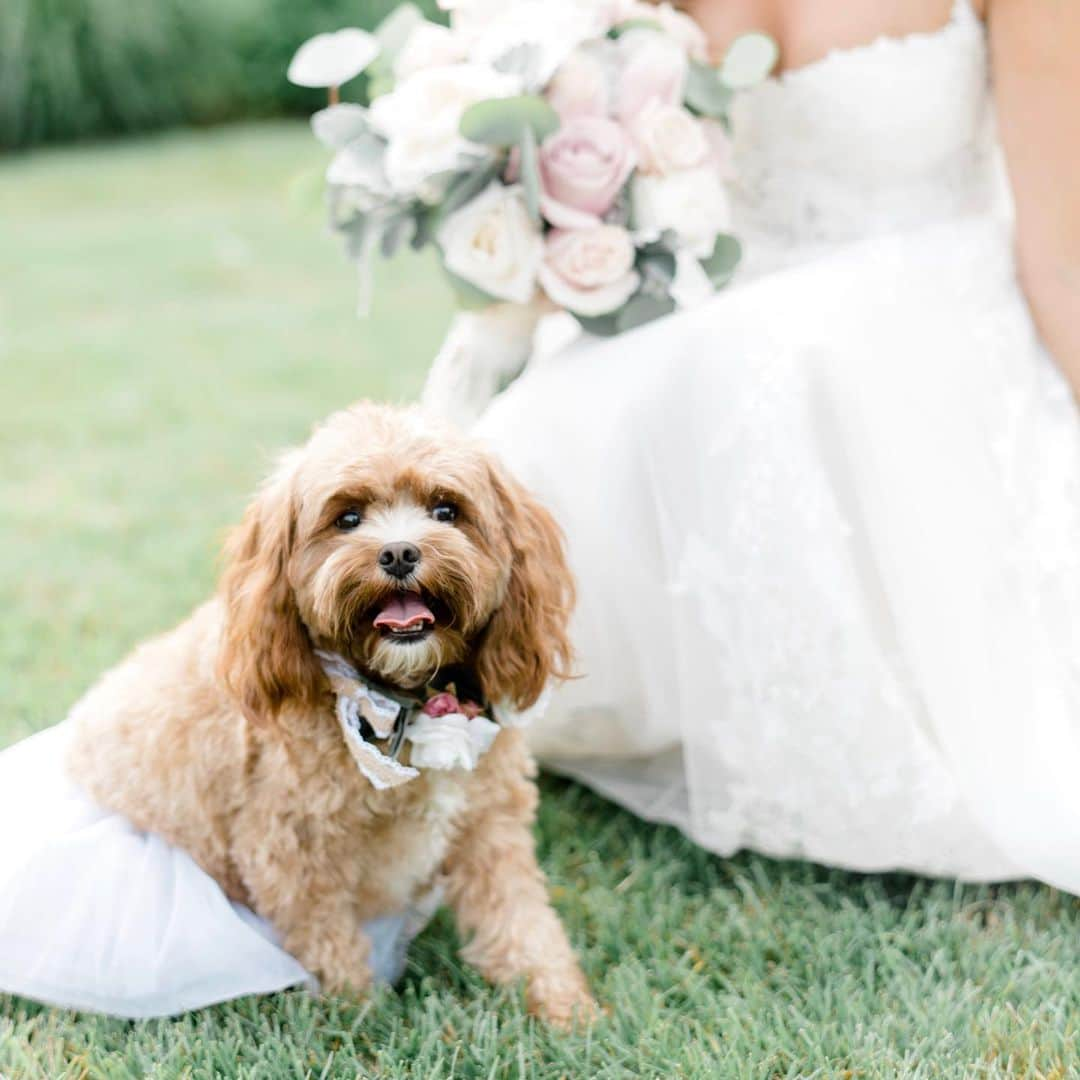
[373,593,435,630]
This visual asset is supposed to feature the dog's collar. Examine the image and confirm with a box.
[316,651,502,791]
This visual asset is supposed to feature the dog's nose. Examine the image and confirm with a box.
[378,541,421,579]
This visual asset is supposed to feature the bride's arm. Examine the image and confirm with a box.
[990,0,1080,399]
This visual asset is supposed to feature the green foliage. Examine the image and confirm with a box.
[720,30,779,89]
[685,59,735,120]
[458,94,560,148]
[0,0,442,150]
[700,233,742,286]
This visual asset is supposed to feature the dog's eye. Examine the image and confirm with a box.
[335,509,363,531]
[431,501,458,524]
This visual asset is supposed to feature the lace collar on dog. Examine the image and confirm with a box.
[316,651,503,791]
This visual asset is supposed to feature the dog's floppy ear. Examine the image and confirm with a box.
[217,452,322,724]
[475,460,575,710]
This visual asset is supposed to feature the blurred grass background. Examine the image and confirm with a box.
[0,121,453,743]
[0,0,439,149]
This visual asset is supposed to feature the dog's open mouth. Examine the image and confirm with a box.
[373,591,437,643]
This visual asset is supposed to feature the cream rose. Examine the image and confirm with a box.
[632,165,731,256]
[438,183,543,303]
[393,23,467,79]
[406,712,500,771]
[546,47,612,119]
[538,225,640,316]
[369,63,520,194]
[632,103,709,175]
[613,1,709,60]
[466,2,611,89]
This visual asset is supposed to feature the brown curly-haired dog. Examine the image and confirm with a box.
[65,401,596,1025]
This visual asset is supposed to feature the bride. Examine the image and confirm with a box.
[468,0,1080,889]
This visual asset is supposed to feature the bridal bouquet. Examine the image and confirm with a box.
[289,0,775,412]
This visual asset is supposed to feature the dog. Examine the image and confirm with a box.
[66,401,596,1025]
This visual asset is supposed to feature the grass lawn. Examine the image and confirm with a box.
[2,122,1080,1079]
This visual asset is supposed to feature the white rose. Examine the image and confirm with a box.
[615,27,689,124]
[632,165,731,256]
[613,0,709,59]
[369,63,520,194]
[438,183,543,304]
[538,225,640,316]
[631,103,709,175]
[465,0,611,88]
[407,713,500,771]
[394,23,467,79]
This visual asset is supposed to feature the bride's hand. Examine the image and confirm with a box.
[420,296,553,426]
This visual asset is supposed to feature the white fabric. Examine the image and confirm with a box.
[0,724,429,1016]
[476,0,1080,888]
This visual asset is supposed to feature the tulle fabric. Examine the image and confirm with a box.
[0,725,427,1016]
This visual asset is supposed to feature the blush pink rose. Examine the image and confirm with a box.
[422,692,462,718]
[616,28,688,124]
[538,225,640,316]
[539,115,636,227]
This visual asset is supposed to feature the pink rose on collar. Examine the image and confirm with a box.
[422,691,484,719]
[539,115,636,228]
[422,692,462,718]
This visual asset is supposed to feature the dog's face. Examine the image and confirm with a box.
[289,407,526,689]
[218,403,573,722]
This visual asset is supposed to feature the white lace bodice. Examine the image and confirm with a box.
[731,0,998,276]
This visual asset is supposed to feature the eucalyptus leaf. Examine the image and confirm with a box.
[609,18,663,37]
[519,126,541,224]
[436,163,502,224]
[459,95,560,148]
[637,249,677,288]
[373,3,425,62]
[616,291,676,333]
[720,32,779,89]
[287,29,379,89]
[575,312,621,337]
[311,103,371,149]
[637,231,681,259]
[411,208,437,251]
[325,134,390,196]
[379,210,417,258]
[685,61,734,120]
[340,215,371,262]
[700,233,742,285]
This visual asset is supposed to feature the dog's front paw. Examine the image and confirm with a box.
[526,969,600,1030]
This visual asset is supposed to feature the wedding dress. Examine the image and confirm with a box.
[476,0,1080,888]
